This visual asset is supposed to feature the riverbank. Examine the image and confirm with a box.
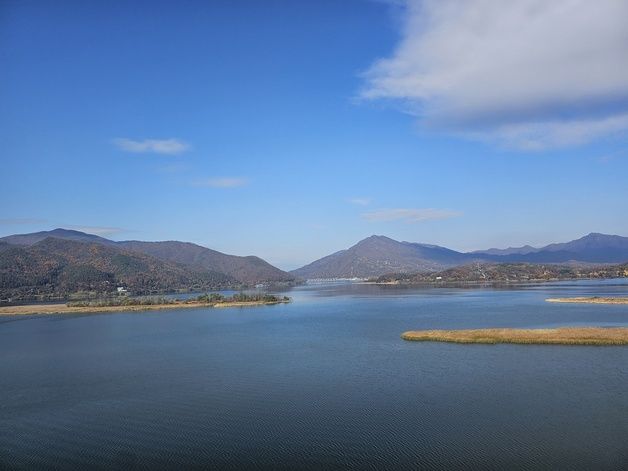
[546,297,628,304]
[0,299,290,315]
[401,327,628,345]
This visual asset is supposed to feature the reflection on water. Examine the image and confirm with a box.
[1,280,627,469]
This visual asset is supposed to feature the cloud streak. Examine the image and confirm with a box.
[66,225,126,237]
[361,0,628,149]
[192,177,249,188]
[362,208,461,223]
[113,138,190,155]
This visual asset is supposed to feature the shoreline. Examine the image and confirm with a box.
[0,299,290,316]
[373,277,627,286]
[546,297,628,304]
[401,327,628,345]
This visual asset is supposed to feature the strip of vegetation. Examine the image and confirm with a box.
[546,297,628,304]
[66,292,291,308]
[401,327,628,345]
[0,292,291,315]
[195,292,290,304]
[67,296,177,307]
[375,262,628,284]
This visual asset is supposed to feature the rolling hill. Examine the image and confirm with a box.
[117,240,294,284]
[0,238,236,300]
[0,229,296,295]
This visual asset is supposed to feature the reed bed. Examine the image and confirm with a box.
[546,297,628,304]
[401,327,628,345]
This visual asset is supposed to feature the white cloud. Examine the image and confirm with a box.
[192,177,249,188]
[361,0,628,149]
[113,138,189,155]
[348,197,372,206]
[66,225,125,237]
[362,208,461,223]
[470,113,628,151]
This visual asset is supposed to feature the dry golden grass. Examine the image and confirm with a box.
[401,327,628,345]
[546,297,628,304]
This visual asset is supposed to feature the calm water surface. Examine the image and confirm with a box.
[1,280,628,470]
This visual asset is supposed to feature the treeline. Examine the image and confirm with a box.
[65,293,291,308]
[195,292,290,304]
[68,296,177,308]
[376,262,628,284]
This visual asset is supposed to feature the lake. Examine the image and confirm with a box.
[1,280,628,470]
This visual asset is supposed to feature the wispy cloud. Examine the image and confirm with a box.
[348,197,372,206]
[113,138,190,155]
[66,225,126,237]
[361,0,628,149]
[362,208,461,223]
[192,177,249,188]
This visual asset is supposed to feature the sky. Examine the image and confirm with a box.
[1,0,628,270]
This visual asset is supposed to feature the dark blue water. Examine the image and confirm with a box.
[1,280,628,470]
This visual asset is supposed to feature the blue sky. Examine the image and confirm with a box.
[2,0,628,269]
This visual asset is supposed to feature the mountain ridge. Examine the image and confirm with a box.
[0,237,236,300]
[1,228,295,286]
[292,233,628,279]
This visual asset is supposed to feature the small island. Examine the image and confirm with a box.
[401,327,628,345]
[546,297,628,304]
[0,293,291,316]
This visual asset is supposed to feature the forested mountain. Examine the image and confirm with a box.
[0,228,296,300]
[1,228,116,247]
[118,241,293,285]
[1,228,295,287]
[0,238,235,300]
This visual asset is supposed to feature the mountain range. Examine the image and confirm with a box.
[0,229,295,300]
[291,233,628,279]
[2,228,628,299]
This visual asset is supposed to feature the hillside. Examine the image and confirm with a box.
[0,238,236,300]
[291,235,475,279]
[1,228,296,286]
[118,241,293,285]
[376,262,628,284]
[1,228,116,247]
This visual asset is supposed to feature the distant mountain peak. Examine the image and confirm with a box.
[292,235,470,279]
[361,234,395,242]
[582,232,617,240]
[0,228,114,247]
